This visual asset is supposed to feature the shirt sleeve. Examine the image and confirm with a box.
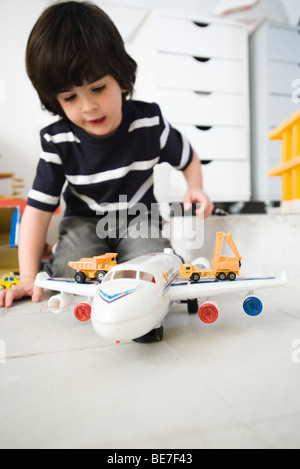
[156,104,193,170]
[27,130,66,212]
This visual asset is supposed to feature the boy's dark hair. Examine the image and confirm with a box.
[26,1,137,117]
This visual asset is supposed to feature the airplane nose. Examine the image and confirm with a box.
[98,280,141,306]
[91,280,161,341]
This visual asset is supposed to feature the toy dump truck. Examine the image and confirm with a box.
[179,232,242,282]
[68,253,118,283]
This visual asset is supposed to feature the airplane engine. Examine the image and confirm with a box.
[243,295,263,316]
[198,301,219,323]
[74,302,91,322]
[47,293,73,314]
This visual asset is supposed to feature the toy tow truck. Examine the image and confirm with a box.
[68,253,118,283]
[179,232,242,282]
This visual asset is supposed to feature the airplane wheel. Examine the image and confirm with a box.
[199,303,219,323]
[133,326,164,343]
[74,303,91,322]
[187,299,198,314]
[74,271,86,283]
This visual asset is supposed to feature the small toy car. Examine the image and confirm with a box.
[0,273,20,289]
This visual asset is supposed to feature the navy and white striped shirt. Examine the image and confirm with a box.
[27,100,193,217]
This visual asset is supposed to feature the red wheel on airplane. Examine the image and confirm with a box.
[198,303,218,324]
[74,303,91,322]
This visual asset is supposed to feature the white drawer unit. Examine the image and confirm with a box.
[158,160,251,203]
[175,125,248,161]
[158,89,247,126]
[156,15,246,60]
[250,20,300,202]
[127,11,251,203]
[157,53,246,94]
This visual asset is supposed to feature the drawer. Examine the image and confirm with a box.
[268,25,300,63]
[269,61,300,95]
[157,53,246,94]
[268,95,300,127]
[175,124,249,160]
[158,89,247,126]
[156,16,246,60]
[162,160,251,202]
[202,160,251,201]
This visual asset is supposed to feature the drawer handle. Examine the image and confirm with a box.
[194,91,211,96]
[196,126,212,131]
[193,56,211,63]
[201,160,212,165]
[193,21,209,28]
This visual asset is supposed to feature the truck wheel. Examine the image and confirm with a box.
[217,272,226,281]
[191,273,200,282]
[228,272,236,281]
[96,270,107,282]
[74,271,86,283]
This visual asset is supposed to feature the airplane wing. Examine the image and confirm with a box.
[168,271,287,302]
[34,272,99,297]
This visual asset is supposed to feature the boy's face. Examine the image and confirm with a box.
[57,76,125,138]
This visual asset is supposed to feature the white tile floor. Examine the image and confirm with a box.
[1,281,300,449]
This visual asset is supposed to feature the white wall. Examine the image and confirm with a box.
[0,0,299,202]
[284,0,300,25]
[0,0,58,197]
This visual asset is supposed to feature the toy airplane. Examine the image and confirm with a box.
[35,249,287,344]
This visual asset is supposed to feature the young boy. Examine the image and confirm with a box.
[0,1,213,308]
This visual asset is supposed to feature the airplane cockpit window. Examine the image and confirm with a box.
[139,271,156,283]
[113,270,137,280]
[102,270,156,283]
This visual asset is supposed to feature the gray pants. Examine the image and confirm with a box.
[43,215,172,277]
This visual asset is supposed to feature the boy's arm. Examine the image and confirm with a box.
[0,206,52,308]
[182,149,214,218]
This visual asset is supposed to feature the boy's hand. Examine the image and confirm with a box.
[183,188,214,219]
[0,277,43,308]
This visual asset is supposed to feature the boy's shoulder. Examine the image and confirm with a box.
[126,100,162,119]
[39,118,72,138]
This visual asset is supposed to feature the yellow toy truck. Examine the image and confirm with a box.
[68,253,118,283]
[179,232,242,282]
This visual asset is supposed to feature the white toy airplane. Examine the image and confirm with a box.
[35,250,287,343]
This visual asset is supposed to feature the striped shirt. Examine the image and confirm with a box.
[27,100,192,217]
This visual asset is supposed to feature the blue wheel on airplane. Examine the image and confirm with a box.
[243,296,263,316]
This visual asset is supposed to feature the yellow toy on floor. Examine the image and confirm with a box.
[0,273,19,289]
